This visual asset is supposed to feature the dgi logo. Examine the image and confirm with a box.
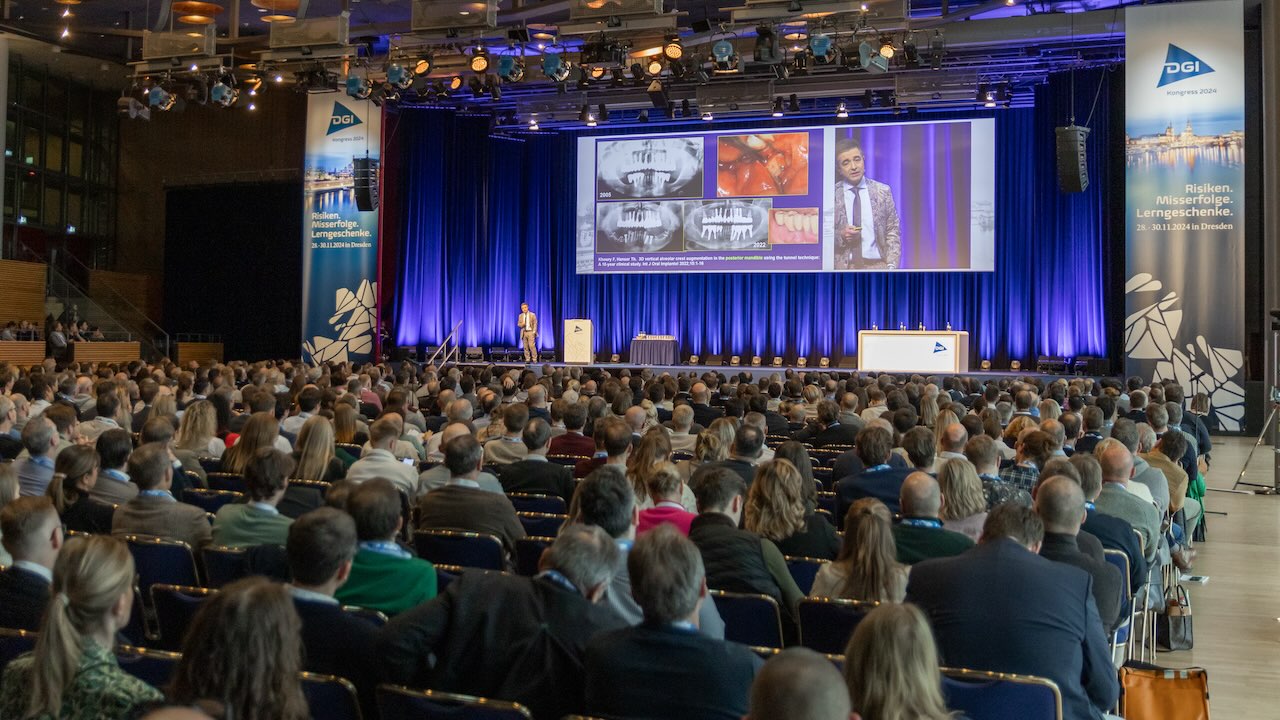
[327,101,364,135]
[1157,44,1215,88]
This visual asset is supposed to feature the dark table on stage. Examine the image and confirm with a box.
[630,337,679,365]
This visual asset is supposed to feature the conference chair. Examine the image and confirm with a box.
[343,605,389,627]
[816,491,838,516]
[376,684,533,720]
[0,628,36,676]
[808,448,843,467]
[507,492,567,514]
[784,556,829,595]
[709,590,785,650]
[435,564,464,592]
[546,454,586,467]
[515,536,555,577]
[182,488,244,514]
[670,451,694,463]
[516,511,567,537]
[197,456,222,473]
[797,597,879,654]
[291,478,332,494]
[151,584,218,651]
[413,529,505,570]
[121,585,149,646]
[1103,549,1135,663]
[182,469,204,489]
[116,645,181,688]
[749,645,847,673]
[302,672,364,720]
[124,535,201,599]
[336,443,364,458]
[201,545,247,588]
[811,465,834,487]
[206,472,248,493]
[940,667,1063,720]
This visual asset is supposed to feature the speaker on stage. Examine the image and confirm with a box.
[1054,125,1090,193]
[353,157,380,211]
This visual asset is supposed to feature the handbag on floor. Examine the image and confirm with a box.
[1120,661,1209,720]
[1156,582,1194,651]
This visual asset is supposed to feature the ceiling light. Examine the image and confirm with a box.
[542,52,570,82]
[589,66,606,79]
[637,109,649,122]
[663,35,683,61]
[754,25,782,64]
[61,27,71,39]
[467,75,485,95]
[772,97,784,117]
[387,63,413,89]
[879,36,896,60]
[210,79,238,107]
[448,76,463,91]
[711,39,739,73]
[984,90,997,108]
[497,55,525,82]
[148,86,176,111]
[469,48,490,74]
[273,73,284,83]
[528,116,539,130]
[414,57,433,76]
[345,76,372,100]
[701,110,713,121]
[836,101,848,118]
[859,41,889,73]
[646,59,663,76]
[809,33,833,63]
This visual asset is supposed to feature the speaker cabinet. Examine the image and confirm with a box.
[354,157,380,211]
[1054,125,1090,193]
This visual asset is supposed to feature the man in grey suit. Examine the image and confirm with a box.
[833,137,901,270]
[518,301,538,363]
[111,442,213,551]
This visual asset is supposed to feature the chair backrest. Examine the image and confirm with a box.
[435,564,462,592]
[816,491,838,515]
[941,667,1063,720]
[710,590,784,649]
[182,488,244,514]
[116,645,182,688]
[376,684,532,720]
[120,585,148,647]
[151,584,219,651]
[545,454,585,467]
[302,672,364,720]
[514,536,554,577]
[507,492,567,514]
[197,456,222,473]
[291,479,332,494]
[200,545,247,589]
[342,605,389,627]
[0,628,37,676]
[797,597,878,654]
[413,530,505,570]
[336,443,364,457]
[206,472,248,493]
[1103,550,1132,604]
[516,512,567,537]
[785,556,828,595]
[125,535,200,596]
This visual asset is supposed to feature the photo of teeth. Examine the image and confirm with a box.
[716,133,810,197]
[768,208,820,245]
[597,138,704,200]
[595,201,685,253]
[684,199,771,251]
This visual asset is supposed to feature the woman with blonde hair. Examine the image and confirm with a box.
[291,415,345,483]
[706,416,739,451]
[844,603,953,720]
[810,498,908,602]
[936,458,989,542]
[46,444,115,534]
[1001,415,1038,448]
[168,577,309,720]
[746,459,839,560]
[627,429,691,511]
[0,535,163,719]
[174,399,226,458]
[220,412,281,475]
[919,395,940,429]
[675,430,727,486]
[932,409,960,447]
[1038,399,1062,422]
[150,393,178,423]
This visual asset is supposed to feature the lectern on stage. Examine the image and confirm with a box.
[564,319,593,364]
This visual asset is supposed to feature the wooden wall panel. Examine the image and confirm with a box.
[70,342,141,364]
[175,342,224,365]
[0,342,46,367]
[88,269,163,321]
[0,260,47,325]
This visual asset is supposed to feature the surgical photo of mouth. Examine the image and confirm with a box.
[595,201,685,253]
[716,133,810,197]
[596,138,704,200]
[769,208,819,245]
[684,199,771,251]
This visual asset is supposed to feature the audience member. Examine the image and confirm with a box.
[499,418,575,500]
[15,416,58,496]
[998,429,1053,492]
[76,385,123,442]
[1070,453,1148,595]
[46,444,115,534]
[843,603,952,720]
[111,443,213,551]
[0,395,22,460]
[746,459,839,559]
[836,425,913,518]
[747,647,852,720]
[212,448,295,547]
[378,524,628,720]
[709,424,766,487]
[548,402,595,457]
[344,417,418,496]
[892,472,974,564]
[336,478,437,615]
[810,498,907,602]
[1094,443,1161,566]
[1036,476,1124,632]
[291,415,346,483]
[935,458,989,542]
[417,433,525,555]
[574,416,631,479]
[0,464,16,566]
[483,403,530,466]
[638,461,698,535]
[169,577,309,720]
[0,535,162,719]
[0,496,62,630]
[91,429,139,506]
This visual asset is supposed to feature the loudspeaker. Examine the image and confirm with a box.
[353,157,380,211]
[704,354,723,365]
[838,358,858,369]
[1054,125,1090,193]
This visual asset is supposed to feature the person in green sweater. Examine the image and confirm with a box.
[334,477,436,615]
[891,472,974,565]
[211,448,295,548]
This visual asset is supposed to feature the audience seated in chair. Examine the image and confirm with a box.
[746,459,839,559]
[1069,454,1148,595]
[483,403,530,467]
[111,444,212,551]
[810,498,907,602]
[345,417,418,496]
[892,472,974,564]
[417,433,525,557]
[835,426,914,519]
[47,444,116,535]
[747,647,851,720]
[1036,476,1125,634]
[15,416,59,498]
[92,429,141,507]
[211,448,295,548]
[499,418,575,501]
[0,496,62,631]
[637,461,698,536]
[843,603,952,720]
[334,478,436,615]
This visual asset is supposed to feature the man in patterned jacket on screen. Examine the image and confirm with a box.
[833,137,901,270]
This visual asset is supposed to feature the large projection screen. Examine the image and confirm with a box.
[574,118,995,274]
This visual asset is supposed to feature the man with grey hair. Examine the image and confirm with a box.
[378,524,627,720]
[0,395,21,460]
[1103,421,1164,514]
[583,525,761,720]
[748,648,851,720]
[14,416,58,497]
[416,423,504,496]
[668,404,697,454]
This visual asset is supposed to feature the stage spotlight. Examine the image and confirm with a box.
[688,354,700,365]
[771,63,789,80]
[210,76,239,107]
[345,76,372,100]
[788,93,800,112]
[1010,360,1022,371]
[772,357,783,367]
[528,115,539,130]
[448,76,463,92]
[469,48,490,74]
[835,101,848,118]
[611,353,621,363]
[819,357,830,368]
[148,85,176,110]
[497,56,525,82]
[809,33,834,63]
[772,97,784,117]
[859,41,890,73]
[730,355,742,367]
[701,110,713,121]
[579,103,591,122]
[543,52,571,82]
[751,356,763,367]
[597,103,609,122]
[929,32,945,70]
[467,75,485,95]
[488,78,502,101]
[755,25,782,64]
[589,65,606,80]
[902,38,920,68]
[663,34,683,60]
[646,58,663,76]
[711,39,739,73]
[797,358,808,368]
[878,36,895,60]
[647,79,670,110]
[681,98,691,117]
[667,59,687,79]
[983,89,997,108]
[387,63,413,89]
[414,56,434,76]
[980,359,992,371]
[637,109,649,122]
[792,49,810,74]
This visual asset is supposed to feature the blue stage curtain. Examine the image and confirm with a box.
[389,69,1115,366]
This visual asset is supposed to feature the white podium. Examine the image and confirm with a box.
[858,330,970,374]
[564,319,594,364]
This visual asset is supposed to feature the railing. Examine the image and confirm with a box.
[175,333,223,343]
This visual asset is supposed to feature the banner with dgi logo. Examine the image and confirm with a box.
[300,96,382,364]
[1124,0,1245,431]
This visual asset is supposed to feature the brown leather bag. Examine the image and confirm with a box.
[1119,661,1210,720]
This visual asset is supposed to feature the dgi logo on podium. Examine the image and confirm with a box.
[1157,44,1215,87]
[933,342,947,354]
[327,101,364,135]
